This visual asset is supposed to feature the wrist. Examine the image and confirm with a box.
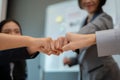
[27,47,37,55]
[24,36,35,47]
[27,37,44,53]
[90,34,96,45]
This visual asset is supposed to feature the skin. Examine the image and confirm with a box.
[62,33,96,51]
[63,57,72,65]
[49,37,68,55]
[0,21,52,55]
[81,0,100,14]
[81,0,100,22]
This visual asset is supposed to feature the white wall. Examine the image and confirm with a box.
[0,0,7,21]
[112,0,120,68]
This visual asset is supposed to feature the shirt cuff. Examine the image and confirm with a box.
[96,29,119,57]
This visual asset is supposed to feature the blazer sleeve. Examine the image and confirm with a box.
[0,47,39,63]
[78,13,113,34]
[96,29,120,57]
[68,57,78,67]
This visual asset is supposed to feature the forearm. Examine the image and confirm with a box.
[0,33,33,50]
[62,33,96,51]
[85,34,96,47]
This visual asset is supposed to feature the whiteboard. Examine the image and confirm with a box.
[44,0,82,72]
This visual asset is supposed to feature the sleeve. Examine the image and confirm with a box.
[0,47,39,63]
[96,29,120,57]
[68,57,78,67]
[78,13,113,34]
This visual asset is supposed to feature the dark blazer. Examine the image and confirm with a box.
[0,47,39,64]
[0,47,39,80]
[68,11,120,80]
[0,60,27,80]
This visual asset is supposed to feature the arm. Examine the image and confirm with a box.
[0,33,54,55]
[62,33,96,51]
[0,33,33,50]
[0,33,52,53]
[63,29,120,57]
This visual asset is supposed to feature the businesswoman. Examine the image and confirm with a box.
[62,0,120,80]
[0,19,38,80]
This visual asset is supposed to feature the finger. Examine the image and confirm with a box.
[40,49,49,54]
[55,39,61,49]
[63,37,69,46]
[48,51,54,55]
[53,50,60,55]
[39,47,51,55]
[65,32,72,41]
[57,49,63,52]
[51,40,63,53]
[55,41,61,50]
[54,40,59,49]
[55,51,61,56]
[53,50,62,56]
[62,42,78,51]
[56,37,66,49]
[59,37,66,48]
[45,37,53,50]
[50,40,55,50]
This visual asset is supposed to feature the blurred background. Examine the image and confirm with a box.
[0,0,120,80]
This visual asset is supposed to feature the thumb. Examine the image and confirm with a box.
[65,32,73,41]
[62,42,76,51]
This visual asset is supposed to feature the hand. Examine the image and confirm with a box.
[28,37,53,55]
[49,37,68,55]
[63,57,71,65]
[62,33,96,51]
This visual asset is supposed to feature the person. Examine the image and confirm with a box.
[54,0,120,80]
[0,19,37,80]
[63,28,120,57]
[0,25,57,62]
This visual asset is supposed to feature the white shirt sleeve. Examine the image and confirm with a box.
[96,29,120,57]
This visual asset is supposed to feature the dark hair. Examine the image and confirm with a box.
[0,19,22,34]
[78,0,106,9]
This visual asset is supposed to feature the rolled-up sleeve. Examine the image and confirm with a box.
[96,29,120,57]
